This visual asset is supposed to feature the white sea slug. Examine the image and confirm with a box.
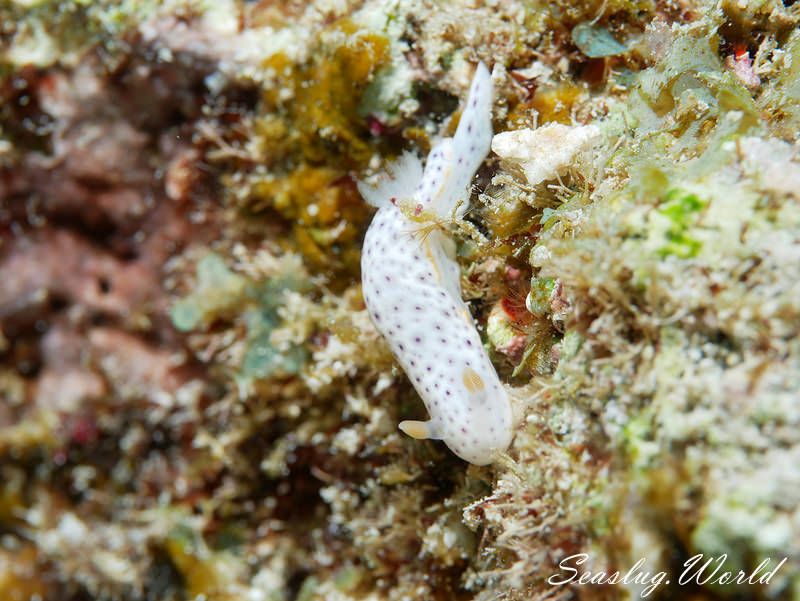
[358,63,513,465]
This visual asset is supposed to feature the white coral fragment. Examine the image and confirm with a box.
[738,137,800,200]
[491,123,601,187]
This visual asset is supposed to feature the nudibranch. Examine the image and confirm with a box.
[358,63,513,465]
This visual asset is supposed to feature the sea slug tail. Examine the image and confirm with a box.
[449,62,493,218]
[357,151,423,208]
[418,62,493,220]
[453,61,493,156]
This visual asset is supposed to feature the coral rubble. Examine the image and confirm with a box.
[1,1,799,600]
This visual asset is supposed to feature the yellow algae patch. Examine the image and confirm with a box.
[462,367,485,393]
[236,18,389,279]
[0,545,48,601]
[507,84,584,126]
[250,164,367,277]
[260,18,390,168]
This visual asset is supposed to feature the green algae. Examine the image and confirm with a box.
[654,189,707,258]
[237,276,310,385]
[484,11,800,598]
[171,254,248,332]
[171,253,310,388]
[526,277,556,317]
[572,22,629,58]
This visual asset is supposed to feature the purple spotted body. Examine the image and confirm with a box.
[358,63,513,465]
